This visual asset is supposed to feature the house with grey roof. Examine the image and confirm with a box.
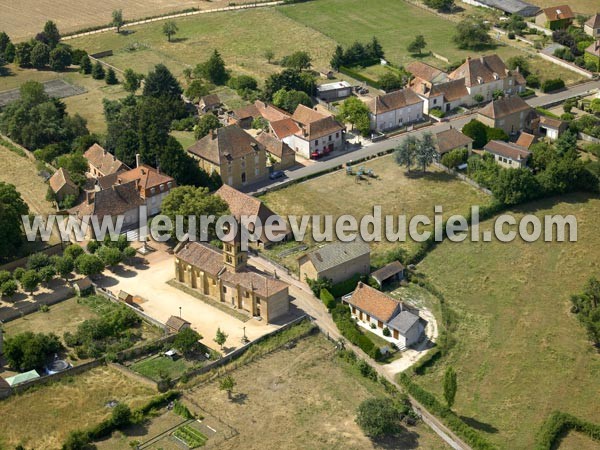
[462,0,539,17]
[298,240,370,285]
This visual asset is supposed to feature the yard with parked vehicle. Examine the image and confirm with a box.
[0,365,156,449]
[413,193,600,449]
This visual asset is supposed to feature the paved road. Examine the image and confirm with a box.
[248,79,600,195]
[248,254,471,450]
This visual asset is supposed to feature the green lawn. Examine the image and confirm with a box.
[130,355,192,381]
[259,153,491,270]
[414,193,600,449]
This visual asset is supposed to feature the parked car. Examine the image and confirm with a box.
[269,170,285,180]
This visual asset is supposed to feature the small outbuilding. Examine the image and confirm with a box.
[199,94,222,113]
[538,116,567,140]
[166,315,191,333]
[73,277,94,296]
[118,290,134,304]
[5,370,40,387]
[371,261,405,288]
[316,81,353,102]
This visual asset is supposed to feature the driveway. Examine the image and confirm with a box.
[96,250,281,353]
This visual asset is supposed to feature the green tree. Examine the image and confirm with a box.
[492,167,539,205]
[378,72,404,92]
[162,20,178,42]
[123,68,142,93]
[54,256,74,280]
[407,35,427,55]
[105,67,118,85]
[39,265,56,284]
[91,61,105,79]
[49,46,72,71]
[112,9,124,33]
[122,246,137,262]
[214,327,228,350]
[0,280,18,298]
[184,79,209,102]
[20,270,40,294]
[0,270,11,285]
[79,55,92,74]
[454,18,492,49]
[97,246,123,267]
[0,182,29,261]
[194,114,222,140]
[14,41,33,67]
[356,398,402,437]
[111,403,132,427]
[462,119,488,148]
[264,49,275,64]
[30,42,50,69]
[424,0,454,11]
[4,331,63,371]
[174,327,202,356]
[143,63,182,100]
[556,129,577,156]
[63,244,85,260]
[252,117,269,131]
[264,68,315,100]
[27,252,51,270]
[219,374,236,399]
[42,20,61,48]
[196,50,229,85]
[395,135,418,173]
[74,253,105,276]
[55,153,89,187]
[443,366,457,408]
[272,88,312,113]
[281,51,312,70]
[337,97,371,137]
[330,45,344,70]
[416,132,438,172]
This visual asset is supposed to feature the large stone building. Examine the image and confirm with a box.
[49,167,79,203]
[174,240,290,323]
[187,124,269,189]
[298,240,370,285]
[367,89,424,132]
[84,143,129,178]
[477,95,538,135]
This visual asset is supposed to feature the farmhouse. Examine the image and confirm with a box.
[255,132,296,170]
[411,78,468,115]
[174,240,290,323]
[406,61,448,85]
[198,94,221,113]
[584,14,600,38]
[538,116,567,140]
[461,0,539,16]
[187,124,269,189]
[272,105,344,159]
[298,240,370,285]
[49,167,79,203]
[166,315,191,333]
[343,282,424,348]
[484,140,531,168]
[84,143,129,178]
[477,95,538,135]
[229,100,290,129]
[316,81,353,102]
[435,128,473,156]
[535,5,574,30]
[95,159,176,216]
[215,184,291,247]
[367,89,424,132]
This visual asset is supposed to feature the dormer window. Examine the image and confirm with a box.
[167,181,173,189]
[160,184,164,192]
[477,76,483,84]
[150,187,156,195]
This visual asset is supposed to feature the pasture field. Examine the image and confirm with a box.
[415,193,600,449]
[527,0,599,15]
[182,334,449,450]
[0,366,156,449]
[259,153,491,269]
[0,0,259,42]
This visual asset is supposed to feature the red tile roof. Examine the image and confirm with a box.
[478,95,532,119]
[346,282,400,322]
[49,167,77,193]
[484,140,531,161]
[84,143,129,176]
[540,5,574,21]
[187,124,265,164]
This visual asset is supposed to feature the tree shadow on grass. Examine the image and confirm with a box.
[169,37,189,44]
[370,428,420,449]
[460,415,499,434]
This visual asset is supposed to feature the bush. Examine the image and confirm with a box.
[356,398,402,437]
[535,411,600,450]
[473,94,484,103]
[320,288,336,310]
[330,273,366,298]
[429,108,444,118]
[542,78,565,93]
[0,279,18,298]
[382,327,391,337]
[526,74,540,89]
[441,148,469,169]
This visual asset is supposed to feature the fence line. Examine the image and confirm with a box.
[433,161,493,195]
[0,243,64,272]
[538,52,594,79]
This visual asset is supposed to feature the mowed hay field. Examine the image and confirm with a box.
[527,0,599,15]
[259,153,490,266]
[415,193,600,449]
[68,8,338,82]
[0,366,156,449]
[277,0,581,84]
[183,334,450,450]
[0,0,260,42]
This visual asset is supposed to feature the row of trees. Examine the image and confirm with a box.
[394,133,438,173]
[330,37,385,70]
[0,182,29,262]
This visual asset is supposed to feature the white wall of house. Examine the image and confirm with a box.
[541,126,560,140]
[370,103,424,132]
[146,189,171,216]
[285,130,344,158]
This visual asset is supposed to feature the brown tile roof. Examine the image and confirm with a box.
[292,104,328,125]
[302,116,344,141]
[478,95,532,119]
[302,241,370,273]
[540,5,574,21]
[435,128,473,154]
[166,315,191,332]
[256,133,295,159]
[231,101,290,123]
[368,89,423,114]
[515,132,536,149]
[434,79,470,102]
[187,124,265,164]
[347,282,400,322]
[117,165,175,196]
[49,167,78,193]
[484,140,531,161]
[199,94,221,108]
[73,180,144,220]
[585,14,600,29]
[270,118,301,140]
[84,143,129,176]
[539,115,565,129]
[406,61,447,84]
[449,54,517,87]
[175,242,288,297]
[232,103,260,120]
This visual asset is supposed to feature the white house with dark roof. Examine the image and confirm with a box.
[484,140,531,168]
[298,240,370,285]
[343,282,424,348]
[367,89,424,132]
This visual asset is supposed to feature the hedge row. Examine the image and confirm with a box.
[330,273,366,299]
[398,373,497,450]
[320,288,336,310]
[541,78,565,93]
[535,411,600,450]
[338,66,381,89]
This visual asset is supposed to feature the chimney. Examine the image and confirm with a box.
[135,153,141,168]
[86,191,94,205]
[211,129,217,139]
[466,56,471,61]
[515,65,520,73]
[117,177,122,184]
